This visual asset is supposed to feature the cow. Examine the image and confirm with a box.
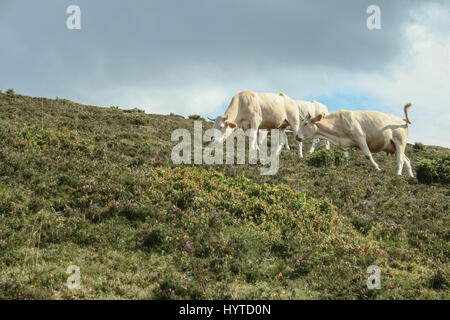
[295,100,331,157]
[207,90,300,155]
[273,100,331,157]
[295,103,414,176]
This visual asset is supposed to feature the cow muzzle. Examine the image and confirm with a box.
[296,136,303,142]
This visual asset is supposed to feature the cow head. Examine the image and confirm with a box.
[207,115,237,143]
[296,113,322,142]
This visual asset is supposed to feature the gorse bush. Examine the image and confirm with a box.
[307,149,346,167]
[124,108,145,113]
[416,154,450,185]
[188,114,204,121]
[6,89,15,95]
[413,142,425,151]
[152,167,334,230]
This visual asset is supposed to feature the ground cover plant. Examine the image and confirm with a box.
[0,91,448,299]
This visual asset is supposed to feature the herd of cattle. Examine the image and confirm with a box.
[207,90,414,177]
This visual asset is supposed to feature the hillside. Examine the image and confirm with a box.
[0,90,448,299]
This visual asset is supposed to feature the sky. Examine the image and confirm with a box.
[0,0,449,147]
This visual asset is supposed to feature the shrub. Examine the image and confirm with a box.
[429,269,448,290]
[124,108,145,113]
[141,224,172,253]
[307,149,346,167]
[188,114,204,121]
[6,89,14,95]
[413,142,425,151]
[416,155,450,185]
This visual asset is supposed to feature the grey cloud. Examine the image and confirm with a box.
[0,0,446,107]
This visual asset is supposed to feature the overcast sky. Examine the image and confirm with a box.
[1,0,449,147]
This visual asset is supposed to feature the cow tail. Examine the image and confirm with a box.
[403,103,412,125]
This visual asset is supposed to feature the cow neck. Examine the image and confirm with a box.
[315,118,339,145]
[224,96,239,122]
[224,109,238,122]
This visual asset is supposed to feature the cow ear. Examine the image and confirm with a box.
[299,115,304,121]
[226,121,237,128]
[311,114,323,123]
[306,113,311,120]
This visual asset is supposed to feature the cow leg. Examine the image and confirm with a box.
[285,113,300,158]
[249,129,259,151]
[257,130,265,147]
[275,132,284,155]
[309,138,320,154]
[298,142,304,158]
[393,139,412,177]
[325,140,331,150]
[282,130,290,150]
[249,117,261,152]
[404,155,414,177]
[357,138,381,171]
[344,151,349,158]
[396,149,405,175]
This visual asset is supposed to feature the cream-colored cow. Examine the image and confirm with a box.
[295,103,414,176]
[274,100,331,157]
[295,100,331,157]
[208,90,300,154]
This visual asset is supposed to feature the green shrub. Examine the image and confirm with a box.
[429,269,448,290]
[416,155,450,185]
[307,149,346,167]
[413,142,425,151]
[141,224,172,253]
[124,108,145,113]
[6,89,14,95]
[188,114,203,121]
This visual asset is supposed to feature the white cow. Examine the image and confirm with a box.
[296,100,331,157]
[295,103,414,176]
[273,100,331,157]
[208,90,300,154]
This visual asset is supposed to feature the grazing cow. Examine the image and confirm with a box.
[273,100,331,157]
[295,103,414,176]
[208,90,300,154]
[296,100,331,157]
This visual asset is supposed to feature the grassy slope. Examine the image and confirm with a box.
[0,92,448,299]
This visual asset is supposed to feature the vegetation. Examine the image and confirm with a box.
[188,114,204,121]
[416,155,450,185]
[307,149,346,167]
[413,142,425,152]
[0,91,448,299]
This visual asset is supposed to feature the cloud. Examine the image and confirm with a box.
[352,2,450,147]
[0,0,449,147]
